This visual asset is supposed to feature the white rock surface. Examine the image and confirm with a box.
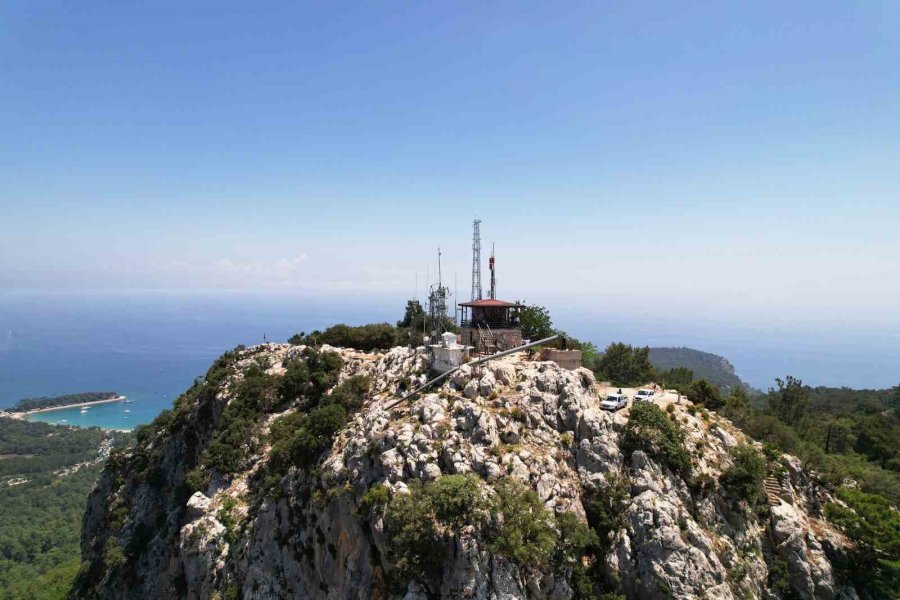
[77,344,860,600]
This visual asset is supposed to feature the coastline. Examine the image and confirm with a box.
[8,395,128,418]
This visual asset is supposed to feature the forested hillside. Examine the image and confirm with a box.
[648,347,746,391]
[706,378,900,596]
[0,418,130,600]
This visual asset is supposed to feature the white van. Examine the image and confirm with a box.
[601,393,628,411]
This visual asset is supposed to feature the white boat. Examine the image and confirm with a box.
[80,407,89,413]
[124,409,131,413]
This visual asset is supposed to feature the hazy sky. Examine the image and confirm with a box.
[2,2,899,328]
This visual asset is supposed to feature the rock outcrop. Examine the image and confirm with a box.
[72,343,858,600]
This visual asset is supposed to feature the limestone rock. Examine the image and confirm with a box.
[75,344,859,600]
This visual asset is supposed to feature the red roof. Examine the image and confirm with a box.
[458,299,523,308]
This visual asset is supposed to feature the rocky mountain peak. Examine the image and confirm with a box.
[72,343,858,600]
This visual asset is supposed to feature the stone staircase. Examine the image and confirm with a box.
[764,475,782,506]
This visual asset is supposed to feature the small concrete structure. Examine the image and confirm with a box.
[429,332,472,373]
[539,349,583,370]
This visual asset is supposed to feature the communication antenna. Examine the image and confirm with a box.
[489,243,496,300]
[471,219,482,301]
[427,247,451,340]
[454,272,458,325]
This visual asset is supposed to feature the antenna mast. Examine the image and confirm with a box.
[427,247,451,339]
[471,219,482,301]
[489,243,496,300]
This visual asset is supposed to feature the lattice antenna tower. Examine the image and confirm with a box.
[427,247,451,338]
[471,219,482,301]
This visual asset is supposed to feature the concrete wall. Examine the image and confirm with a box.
[539,349,583,370]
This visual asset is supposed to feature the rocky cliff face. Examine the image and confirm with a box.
[72,344,859,600]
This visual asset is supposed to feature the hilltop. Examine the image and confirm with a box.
[70,341,869,600]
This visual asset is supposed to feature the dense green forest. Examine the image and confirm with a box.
[0,419,106,477]
[0,418,130,600]
[8,392,119,413]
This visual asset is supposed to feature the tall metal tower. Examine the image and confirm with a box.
[471,219,482,301]
[488,243,496,300]
[427,247,451,338]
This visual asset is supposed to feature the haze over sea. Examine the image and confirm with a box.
[1,291,898,430]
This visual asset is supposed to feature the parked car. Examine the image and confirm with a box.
[634,389,656,403]
[601,392,628,411]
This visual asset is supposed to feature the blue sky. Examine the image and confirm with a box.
[2,2,899,329]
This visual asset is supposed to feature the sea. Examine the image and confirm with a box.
[1,291,898,430]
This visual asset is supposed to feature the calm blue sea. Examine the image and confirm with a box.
[1,291,898,430]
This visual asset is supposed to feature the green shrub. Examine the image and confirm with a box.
[103,538,126,569]
[222,582,240,600]
[264,360,369,495]
[490,479,557,569]
[622,402,691,476]
[585,474,629,551]
[762,442,782,462]
[826,488,900,598]
[720,445,766,502]
[767,553,799,600]
[328,375,372,412]
[729,412,801,455]
[217,497,239,546]
[296,404,348,462]
[384,475,556,587]
[278,349,343,408]
[384,485,445,586]
[360,484,390,518]
[298,323,401,351]
[203,363,278,474]
[426,474,486,530]
[689,379,724,410]
[267,404,347,475]
[555,511,600,599]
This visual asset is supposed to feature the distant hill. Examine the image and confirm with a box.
[649,347,746,391]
